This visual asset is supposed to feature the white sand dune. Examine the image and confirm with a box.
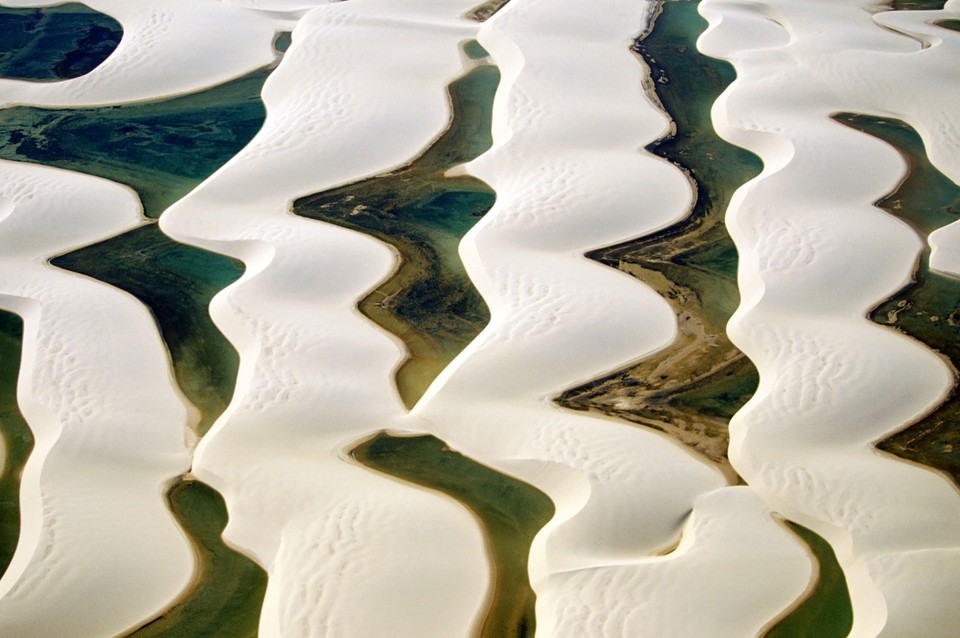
[701,0,960,634]
[161,1,498,635]
[1,0,960,635]
[0,0,286,108]
[412,0,812,634]
[0,161,194,637]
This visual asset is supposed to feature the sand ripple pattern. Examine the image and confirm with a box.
[701,0,960,633]
[0,162,194,637]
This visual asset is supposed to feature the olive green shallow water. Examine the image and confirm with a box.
[834,113,960,487]
[124,478,268,638]
[295,55,497,409]
[764,523,853,638]
[352,432,553,638]
[0,311,30,580]
[557,0,761,475]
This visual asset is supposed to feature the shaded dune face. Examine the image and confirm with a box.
[294,58,498,409]
[556,0,761,480]
[833,113,960,487]
[0,4,121,82]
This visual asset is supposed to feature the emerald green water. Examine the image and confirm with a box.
[0,3,121,81]
[0,310,30,580]
[124,478,268,638]
[557,0,761,472]
[765,523,853,638]
[294,56,497,408]
[937,19,960,31]
[0,70,270,435]
[834,113,960,486]
[352,433,553,638]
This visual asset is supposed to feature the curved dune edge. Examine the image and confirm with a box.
[160,2,502,635]
[699,0,960,634]
[0,0,287,108]
[410,0,813,635]
[0,160,195,637]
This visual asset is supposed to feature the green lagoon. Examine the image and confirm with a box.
[765,523,853,638]
[834,113,960,487]
[353,432,553,638]
[295,52,497,409]
[124,478,268,638]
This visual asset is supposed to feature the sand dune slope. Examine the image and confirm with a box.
[700,0,960,634]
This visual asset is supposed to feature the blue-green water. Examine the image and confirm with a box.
[124,478,267,638]
[0,3,121,81]
[0,69,268,219]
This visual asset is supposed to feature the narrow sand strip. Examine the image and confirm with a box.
[411,0,812,634]
[0,160,194,637]
[160,2,501,634]
[699,0,960,634]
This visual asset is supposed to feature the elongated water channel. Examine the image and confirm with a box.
[352,433,553,638]
[556,0,760,477]
[0,310,30,580]
[294,45,497,409]
[554,1,853,632]
[0,14,277,631]
[834,113,960,487]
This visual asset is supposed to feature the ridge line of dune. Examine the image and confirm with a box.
[0,159,196,637]
[406,0,815,634]
[158,2,523,634]
[699,0,960,634]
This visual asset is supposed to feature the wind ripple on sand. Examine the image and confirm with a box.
[0,161,195,638]
[160,1,504,635]
[700,0,960,634]
[411,0,810,634]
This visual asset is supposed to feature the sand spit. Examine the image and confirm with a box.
[700,0,960,633]
[0,161,194,637]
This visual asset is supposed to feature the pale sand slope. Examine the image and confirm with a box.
[160,2,501,635]
[411,0,811,635]
[700,0,960,634]
[0,161,195,637]
[0,0,286,108]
